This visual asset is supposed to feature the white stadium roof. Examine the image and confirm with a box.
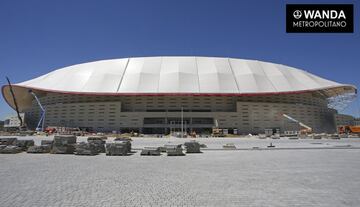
[2,56,357,111]
[9,57,357,94]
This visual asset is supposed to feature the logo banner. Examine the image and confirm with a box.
[286,4,354,33]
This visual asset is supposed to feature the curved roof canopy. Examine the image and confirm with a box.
[2,56,357,111]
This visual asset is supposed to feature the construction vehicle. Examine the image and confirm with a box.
[29,90,45,132]
[338,125,360,135]
[282,114,312,135]
[264,129,273,137]
[212,119,225,137]
[190,131,197,138]
[6,77,46,133]
[44,127,57,134]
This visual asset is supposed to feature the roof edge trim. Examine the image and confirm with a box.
[5,83,357,97]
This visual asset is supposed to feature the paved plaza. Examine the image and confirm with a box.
[1,137,360,206]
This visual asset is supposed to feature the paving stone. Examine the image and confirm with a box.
[0,137,360,206]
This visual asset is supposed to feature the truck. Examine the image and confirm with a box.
[282,114,312,135]
[338,125,360,135]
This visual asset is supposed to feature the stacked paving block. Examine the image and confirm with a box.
[0,138,17,146]
[184,141,202,153]
[75,142,98,156]
[27,145,51,153]
[27,140,54,153]
[0,145,22,154]
[140,147,161,156]
[223,143,236,149]
[14,140,34,151]
[0,138,32,154]
[164,144,185,156]
[41,140,53,146]
[113,138,132,152]
[105,140,131,156]
[51,135,77,154]
[87,136,106,153]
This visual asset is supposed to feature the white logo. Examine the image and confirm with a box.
[303,10,346,19]
[293,10,302,19]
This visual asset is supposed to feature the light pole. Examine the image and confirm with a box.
[181,106,183,138]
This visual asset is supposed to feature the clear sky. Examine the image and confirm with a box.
[0,0,359,120]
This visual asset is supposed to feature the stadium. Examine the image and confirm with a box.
[1,56,357,134]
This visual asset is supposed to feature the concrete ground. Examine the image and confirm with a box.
[0,136,360,207]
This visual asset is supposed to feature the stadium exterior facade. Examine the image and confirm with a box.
[2,57,357,134]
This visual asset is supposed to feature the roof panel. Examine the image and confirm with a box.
[81,59,128,92]
[197,57,238,93]
[230,59,277,92]
[158,57,199,93]
[260,62,293,92]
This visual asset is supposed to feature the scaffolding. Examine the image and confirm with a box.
[327,91,357,112]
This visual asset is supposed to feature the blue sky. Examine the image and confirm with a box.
[0,0,359,120]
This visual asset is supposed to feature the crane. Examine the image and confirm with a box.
[5,77,26,130]
[282,114,312,134]
[29,90,46,131]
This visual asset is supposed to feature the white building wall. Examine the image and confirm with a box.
[4,113,25,128]
[45,102,121,131]
[25,92,337,133]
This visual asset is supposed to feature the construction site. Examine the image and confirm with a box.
[1,56,359,139]
[2,1,360,206]
[0,57,359,207]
